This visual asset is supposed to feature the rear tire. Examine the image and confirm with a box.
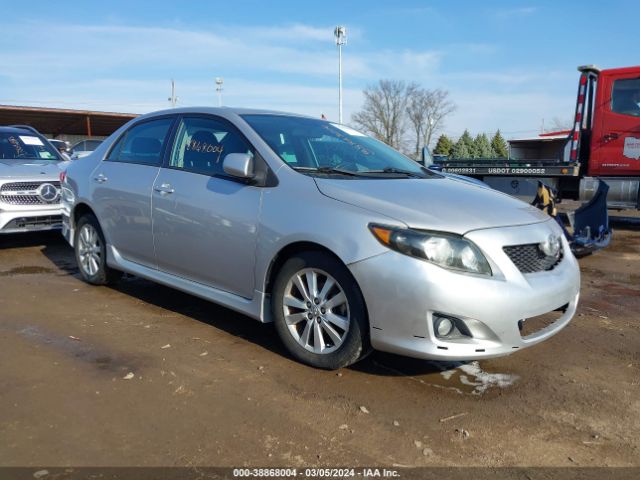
[74,214,122,285]
[272,251,370,369]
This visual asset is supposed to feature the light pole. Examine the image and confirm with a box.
[215,77,224,107]
[334,26,347,124]
[168,79,178,107]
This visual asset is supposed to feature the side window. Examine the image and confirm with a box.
[169,116,253,176]
[611,78,640,117]
[107,117,173,165]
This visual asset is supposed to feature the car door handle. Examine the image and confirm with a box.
[603,132,619,143]
[93,173,108,183]
[154,183,175,195]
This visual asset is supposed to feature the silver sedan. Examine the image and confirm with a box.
[60,108,580,369]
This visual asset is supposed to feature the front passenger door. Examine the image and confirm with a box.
[152,115,262,298]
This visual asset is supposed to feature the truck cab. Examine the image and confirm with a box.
[589,66,640,177]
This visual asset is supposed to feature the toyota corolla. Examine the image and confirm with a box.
[60,108,580,369]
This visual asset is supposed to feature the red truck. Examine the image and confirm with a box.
[429,64,640,208]
[425,65,640,253]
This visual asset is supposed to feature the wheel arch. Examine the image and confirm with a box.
[72,202,112,247]
[73,202,96,227]
[263,241,345,296]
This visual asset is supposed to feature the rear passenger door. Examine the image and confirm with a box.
[91,116,175,268]
[151,115,262,298]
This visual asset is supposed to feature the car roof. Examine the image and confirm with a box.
[134,106,318,122]
[0,125,40,134]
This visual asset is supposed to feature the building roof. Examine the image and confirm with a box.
[0,105,138,137]
[509,132,569,143]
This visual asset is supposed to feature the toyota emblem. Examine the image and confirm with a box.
[539,234,561,258]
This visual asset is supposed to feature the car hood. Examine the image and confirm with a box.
[0,159,67,179]
[314,176,549,234]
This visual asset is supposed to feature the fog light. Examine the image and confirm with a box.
[434,316,455,337]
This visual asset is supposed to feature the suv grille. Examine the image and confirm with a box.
[0,181,61,205]
[503,243,563,273]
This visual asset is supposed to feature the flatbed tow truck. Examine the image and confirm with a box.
[424,64,640,255]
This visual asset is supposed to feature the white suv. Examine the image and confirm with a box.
[0,125,68,234]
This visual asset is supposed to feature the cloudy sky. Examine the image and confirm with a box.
[0,0,637,140]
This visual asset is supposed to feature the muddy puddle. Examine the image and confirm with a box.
[0,266,54,276]
[7,324,142,374]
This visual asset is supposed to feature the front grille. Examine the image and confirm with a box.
[503,243,563,273]
[0,181,61,205]
[1,195,45,205]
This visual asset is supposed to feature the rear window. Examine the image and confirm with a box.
[0,132,59,161]
[84,140,102,150]
[611,78,640,117]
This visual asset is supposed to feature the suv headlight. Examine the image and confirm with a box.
[369,224,492,275]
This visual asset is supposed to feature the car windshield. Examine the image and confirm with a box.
[242,114,434,178]
[0,132,60,161]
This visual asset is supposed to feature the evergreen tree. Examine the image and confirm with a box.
[458,129,477,158]
[490,130,509,158]
[451,136,471,159]
[433,134,454,156]
[474,133,494,158]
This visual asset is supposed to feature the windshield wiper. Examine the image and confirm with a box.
[292,166,366,177]
[365,167,426,178]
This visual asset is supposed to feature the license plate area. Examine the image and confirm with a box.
[518,304,569,338]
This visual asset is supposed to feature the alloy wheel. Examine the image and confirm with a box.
[282,268,351,354]
[78,223,102,277]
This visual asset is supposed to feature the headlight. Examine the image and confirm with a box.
[369,224,492,275]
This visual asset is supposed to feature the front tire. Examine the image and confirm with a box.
[272,252,369,369]
[74,214,122,285]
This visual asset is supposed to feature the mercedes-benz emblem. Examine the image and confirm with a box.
[539,234,561,258]
[37,183,60,203]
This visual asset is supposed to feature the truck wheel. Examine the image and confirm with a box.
[74,214,122,285]
[272,251,370,370]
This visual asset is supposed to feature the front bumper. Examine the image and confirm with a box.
[348,220,581,361]
[0,206,63,234]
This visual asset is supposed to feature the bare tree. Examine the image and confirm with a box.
[549,116,574,132]
[352,80,456,158]
[407,88,456,158]
[351,80,418,150]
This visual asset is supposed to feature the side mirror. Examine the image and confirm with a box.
[223,153,254,179]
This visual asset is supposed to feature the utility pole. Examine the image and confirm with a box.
[215,77,224,107]
[168,79,178,107]
[334,26,347,124]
